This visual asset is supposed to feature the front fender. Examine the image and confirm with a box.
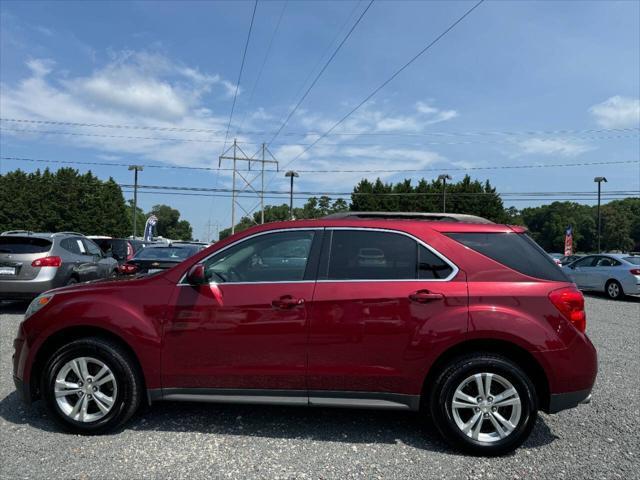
[22,280,172,390]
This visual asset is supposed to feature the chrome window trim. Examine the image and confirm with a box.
[178,226,458,285]
[178,227,323,285]
[321,227,459,283]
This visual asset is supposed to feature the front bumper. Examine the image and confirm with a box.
[548,388,592,413]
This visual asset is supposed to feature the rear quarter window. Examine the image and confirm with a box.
[447,232,569,282]
[0,236,52,254]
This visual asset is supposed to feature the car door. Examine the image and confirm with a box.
[60,237,96,282]
[162,229,322,394]
[591,256,620,291]
[567,256,596,288]
[307,228,468,404]
[83,238,115,278]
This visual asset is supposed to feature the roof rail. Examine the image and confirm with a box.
[1,230,35,236]
[52,231,86,237]
[324,212,494,224]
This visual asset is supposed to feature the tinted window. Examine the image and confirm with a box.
[327,230,417,280]
[572,256,596,267]
[0,236,51,254]
[60,238,83,255]
[135,246,198,260]
[623,257,640,265]
[83,239,103,256]
[418,245,454,279]
[595,257,620,267]
[203,231,314,283]
[447,232,569,282]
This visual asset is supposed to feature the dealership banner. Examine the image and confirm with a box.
[144,215,158,242]
[564,225,573,256]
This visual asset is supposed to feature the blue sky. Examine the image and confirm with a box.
[1,0,639,241]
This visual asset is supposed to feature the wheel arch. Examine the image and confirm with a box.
[421,338,551,412]
[29,325,145,402]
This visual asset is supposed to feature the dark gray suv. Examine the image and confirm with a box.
[0,231,118,301]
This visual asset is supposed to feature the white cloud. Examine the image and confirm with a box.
[415,101,458,124]
[518,138,592,157]
[589,96,640,128]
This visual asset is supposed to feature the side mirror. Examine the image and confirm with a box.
[186,264,206,285]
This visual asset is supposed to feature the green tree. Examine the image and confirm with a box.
[149,204,193,240]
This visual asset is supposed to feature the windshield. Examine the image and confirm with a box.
[134,246,198,261]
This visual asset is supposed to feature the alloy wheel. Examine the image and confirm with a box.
[54,356,118,423]
[451,372,522,443]
[607,282,620,298]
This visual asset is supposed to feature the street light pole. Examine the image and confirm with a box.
[437,174,452,213]
[285,171,299,220]
[128,165,144,238]
[594,176,607,253]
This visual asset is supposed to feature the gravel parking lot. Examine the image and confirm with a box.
[0,295,638,480]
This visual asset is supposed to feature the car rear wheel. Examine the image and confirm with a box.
[429,353,538,456]
[42,337,142,434]
[605,280,623,300]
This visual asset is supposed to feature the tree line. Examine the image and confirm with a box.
[225,175,639,252]
[0,168,193,240]
[2,168,637,252]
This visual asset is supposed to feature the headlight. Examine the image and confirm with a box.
[24,293,55,320]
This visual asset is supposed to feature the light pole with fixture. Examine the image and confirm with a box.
[437,174,452,213]
[594,176,607,253]
[128,165,144,238]
[285,171,299,220]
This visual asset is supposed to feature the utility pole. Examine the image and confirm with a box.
[219,140,278,234]
[437,174,452,213]
[285,171,299,220]
[128,165,144,238]
[594,176,607,253]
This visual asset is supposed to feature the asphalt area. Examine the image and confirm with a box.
[1,294,638,479]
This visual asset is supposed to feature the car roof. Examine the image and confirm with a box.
[0,231,84,239]
[325,212,494,224]
[223,218,523,236]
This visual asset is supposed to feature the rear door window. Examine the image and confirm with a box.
[0,236,52,254]
[447,232,569,282]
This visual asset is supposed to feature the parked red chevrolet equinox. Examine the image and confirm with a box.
[12,214,597,455]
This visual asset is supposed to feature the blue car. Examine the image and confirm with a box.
[563,253,640,299]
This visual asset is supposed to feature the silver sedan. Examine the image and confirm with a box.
[563,254,640,299]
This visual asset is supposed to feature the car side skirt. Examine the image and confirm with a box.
[148,388,421,411]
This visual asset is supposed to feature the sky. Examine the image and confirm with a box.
[1,0,639,241]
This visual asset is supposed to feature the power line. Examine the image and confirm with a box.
[2,117,637,139]
[236,0,288,135]
[2,155,638,174]
[280,0,486,170]
[267,0,375,146]
[3,126,637,148]
[222,0,258,151]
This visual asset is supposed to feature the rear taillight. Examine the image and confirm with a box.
[118,263,138,274]
[126,242,134,261]
[630,268,640,275]
[549,287,586,333]
[31,256,62,267]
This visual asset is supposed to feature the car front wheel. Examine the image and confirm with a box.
[429,353,538,456]
[42,337,142,434]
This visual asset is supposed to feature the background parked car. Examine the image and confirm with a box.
[89,236,146,265]
[563,254,640,299]
[0,231,118,300]
[548,253,563,265]
[119,244,204,275]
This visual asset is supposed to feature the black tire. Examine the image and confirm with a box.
[429,353,538,456]
[42,337,142,434]
[605,279,624,300]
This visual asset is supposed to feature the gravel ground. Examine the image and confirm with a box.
[0,294,638,479]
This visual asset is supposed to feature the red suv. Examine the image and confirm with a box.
[12,214,597,455]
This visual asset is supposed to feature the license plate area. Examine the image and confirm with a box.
[0,266,17,276]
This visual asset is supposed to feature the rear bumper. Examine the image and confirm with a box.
[0,267,60,299]
[548,388,592,414]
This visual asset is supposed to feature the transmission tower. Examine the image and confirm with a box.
[218,140,279,234]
